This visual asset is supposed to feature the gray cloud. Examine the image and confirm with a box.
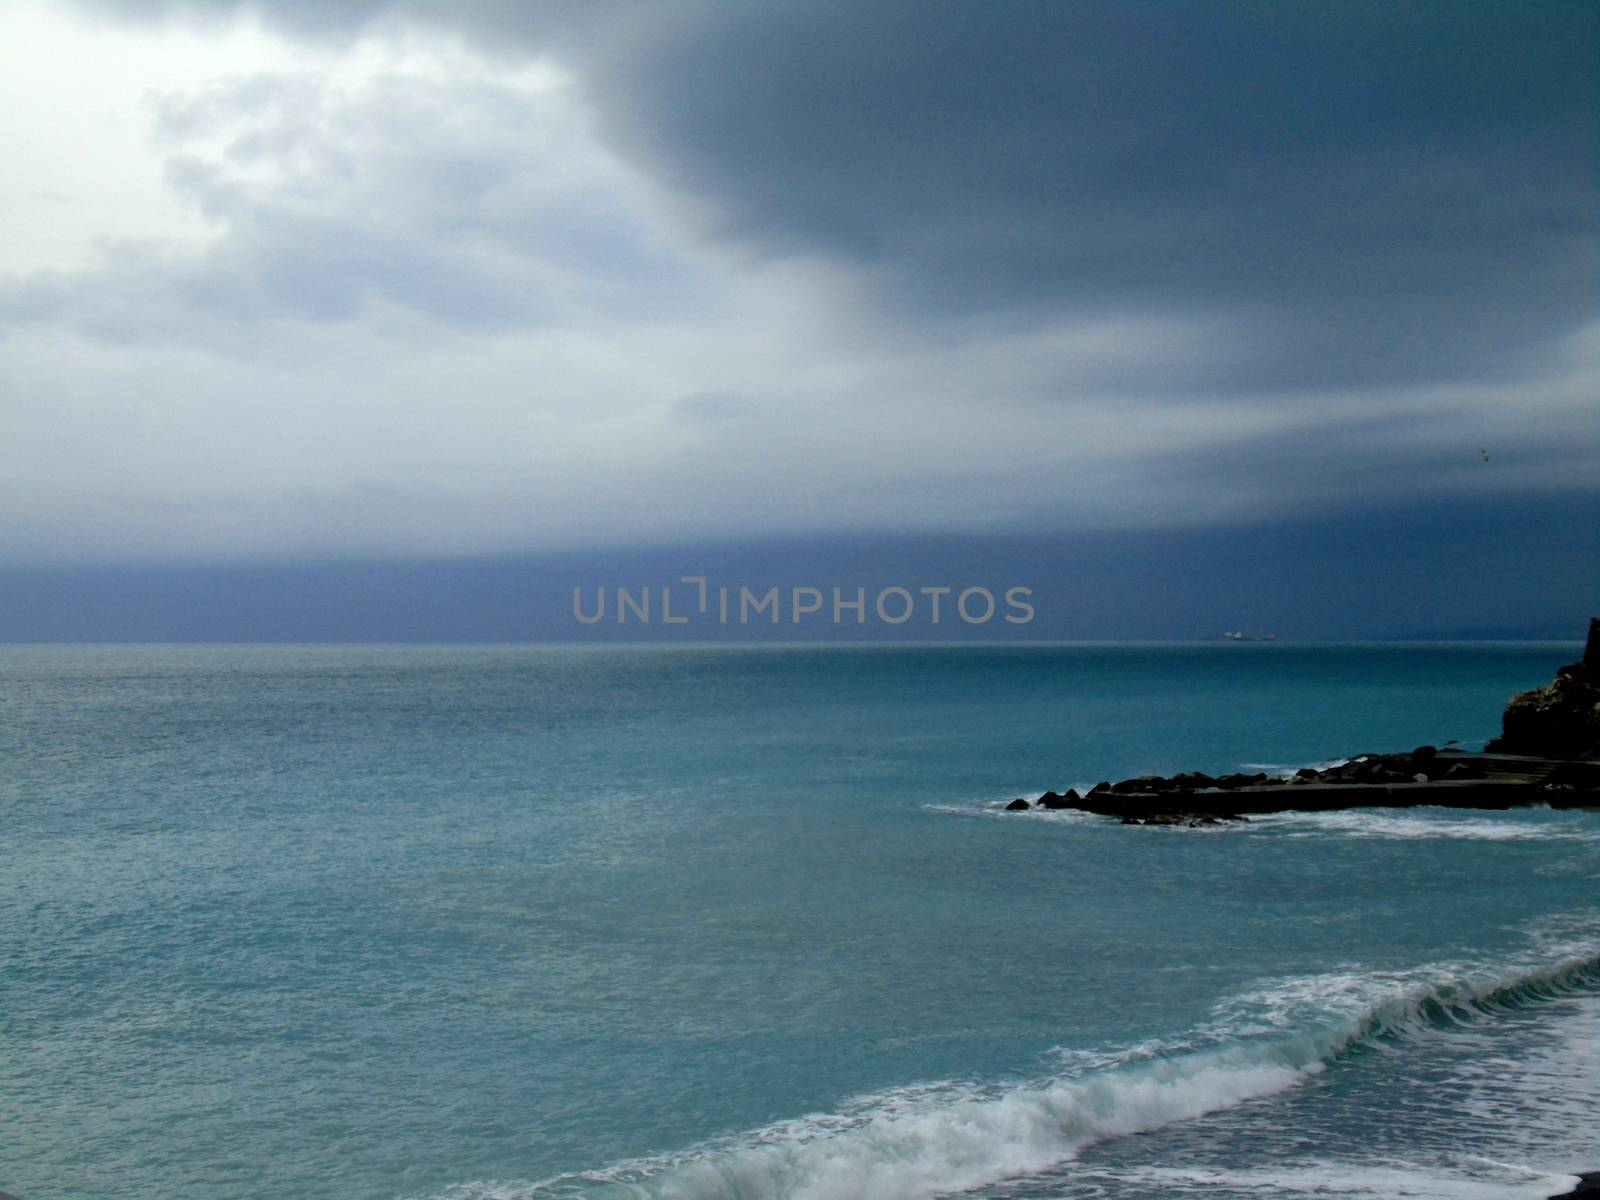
[582,1,1595,390]
[73,0,1598,393]
[2,0,1594,567]
[2,61,703,354]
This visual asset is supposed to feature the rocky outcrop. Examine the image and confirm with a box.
[1036,789,1079,809]
[1496,668,1600,754]
[1002,620,1600,825]
[1004,789,1086,811]
[1484,619,1600,757]
[1550,1173,1600,1199]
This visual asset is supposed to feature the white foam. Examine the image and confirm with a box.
[1120,1160,1577,1200]
[1252,810,1598,842]
[462,1052,1312,1200]
[429,925,1600,1200]
[921,797,1099,824]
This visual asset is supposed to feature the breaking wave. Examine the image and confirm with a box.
[429,933,1600,1200]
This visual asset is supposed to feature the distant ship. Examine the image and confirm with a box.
[1222,630,1277,641]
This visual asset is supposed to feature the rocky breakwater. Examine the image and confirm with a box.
[1005,619,1600,824]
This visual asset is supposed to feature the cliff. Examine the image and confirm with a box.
[1483,617,1600,758]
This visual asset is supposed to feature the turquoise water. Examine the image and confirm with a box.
[2,643,1597,1200]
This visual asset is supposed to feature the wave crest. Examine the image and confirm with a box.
[436,939,1600,1200]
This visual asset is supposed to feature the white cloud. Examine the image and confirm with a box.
[0,1,299,273]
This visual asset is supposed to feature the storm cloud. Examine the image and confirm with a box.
[78,1,1598,382]
[0,1,1594,634]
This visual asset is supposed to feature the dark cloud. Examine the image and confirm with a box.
[1153,402,1599,520]
[8,0,1593,580]
[580,1,1596,390]
[75,0,1598,395]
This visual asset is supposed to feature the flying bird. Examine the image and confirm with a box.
[1479,449,1489,462]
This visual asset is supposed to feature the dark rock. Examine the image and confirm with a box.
[1214,772,1269,790]
[1486,665,1600,756]
[1036,790,1077,810]
[1087,781,1110,795]
[1124,811,1243,827]
[1549,1171,1600,1199]
[1170,771,1216,790]
[1294,767,1319,780]
[1410,745,1437,760]
[1485,620,1600,757]
[1111,774,1175,794]
[1542,761,1600,791]
[1005,798,1031,811]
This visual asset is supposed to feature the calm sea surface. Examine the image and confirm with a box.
[3,643,1596,1200]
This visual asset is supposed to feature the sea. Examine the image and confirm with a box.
[2,642,1597,1200]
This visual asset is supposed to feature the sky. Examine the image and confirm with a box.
[0,0,1595,640]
